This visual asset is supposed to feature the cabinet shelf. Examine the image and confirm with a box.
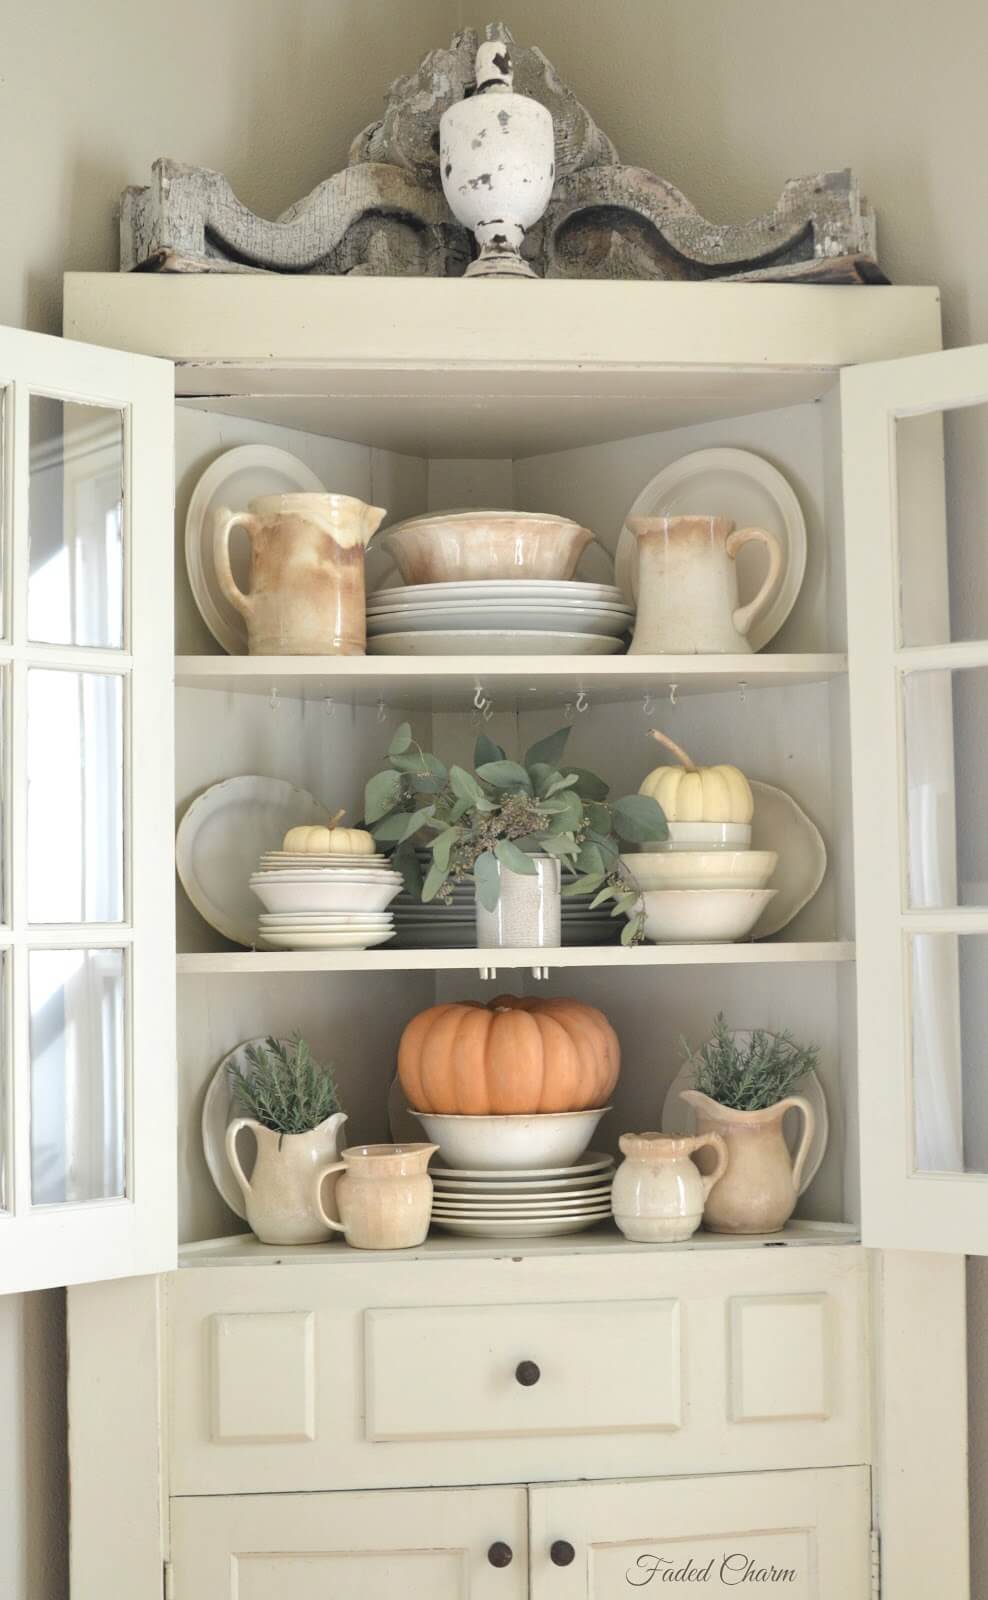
[178,1219,861,1268]
[175,653,847,712]
[176,941,854,976]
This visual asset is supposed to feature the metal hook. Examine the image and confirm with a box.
[669,682,678,708]
[739,680,747,705]
[268,686,279,712]
[642,690,655,716]
[376,699,388,723]
[323,697,335,717]
[575,690,589,714]
[473,685,487,711]
[481,697,495,722]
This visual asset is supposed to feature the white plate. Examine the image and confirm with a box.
[185,446,326,654]
[661,1044,829,1195]
[749,780,827,937]
[433,1178,613,1199]
[177,777,332,946]
[366,605,632,637]
[201,1037,296,1220]
[615,448,807,652]
[368,580,626,606]
[261,930,394,950]
[431,1215,610,1238]
[432,1207,613,1222]
[368,631,625,657]
[432,1194,613,1212]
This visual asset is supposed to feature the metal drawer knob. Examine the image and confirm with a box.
[515,1359,541,1387]
[551,1541,576,1567]
[488,1542,514,1568]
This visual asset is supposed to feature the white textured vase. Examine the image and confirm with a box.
[439,41,555,279]
[475,855,561,948]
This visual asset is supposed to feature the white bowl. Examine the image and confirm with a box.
[411,1108,610,1170]
[640,821,753,853]
[621,850,777,891]
[249,876,402,913]
[633,888,776,943]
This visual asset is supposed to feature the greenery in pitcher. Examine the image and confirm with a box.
[228,1034,342,1139]
[362,722,668,944]
[680,1014,818,1111]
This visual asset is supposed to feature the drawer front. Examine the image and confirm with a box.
[365,1299,681,1440]
[168,1248,869,1495]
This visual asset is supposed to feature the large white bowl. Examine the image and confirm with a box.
[640,821,753,853]
[621,850,777,891]
[249,876,402,913]
[381,510,593,584]
[633,888,776,943]
[411,1108,610,1171]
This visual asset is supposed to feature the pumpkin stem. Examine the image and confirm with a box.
[327,808,346,827]
[647,728,698,772]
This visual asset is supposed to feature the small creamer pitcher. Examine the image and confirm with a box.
[214,492,386,656]
[611,1131,728,1242]
[317,1143,437,1250]
[625,514,785,654]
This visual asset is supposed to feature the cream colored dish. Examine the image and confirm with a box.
[412,1108,610,1170]
[621,850,777,891]
[381,509,594,584]
[640,820,753,852]
[633,888,776,943]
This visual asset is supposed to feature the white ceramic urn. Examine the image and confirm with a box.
[611,1131,729,1242]
[439,41,555,278]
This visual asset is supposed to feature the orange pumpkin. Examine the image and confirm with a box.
[398,994,620,1116]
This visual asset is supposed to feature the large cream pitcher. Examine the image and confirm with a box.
[625,514,785,654]
[680,1089,814,1234]
[225,1111,348,1245]
[214,492,386,655]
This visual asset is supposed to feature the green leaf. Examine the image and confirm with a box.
[589,884,617,909]
[474,850,501,913]
[585,801,612,835]
[449,765,485,802]
[528,762,554,797]
[576,842,606,877]
[545,789,583,833]
[449,796,473,822]
[474,733,506,767]
[612,793,670,843]
[610,891,640,917]
[399,804,436,842]
[534,834,581,858]
[422,858,449,902]
[388,722,412,756]
[494,840,537,876]
[364,769,402,823]
[543,773,580,798]
[388,751,433,774]
[620,918,639,946]
[373,811,416,842]
[524,726,571,771]
[430,826,460,871]
[394,841,422,899]
[563,872,605,898]
[564,767,610,801]
[476,760,532,791]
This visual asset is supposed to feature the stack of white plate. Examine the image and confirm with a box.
[390,852,621,948]
[430,1151,616,1238]
[249,853,403,949]
[366,580,634,656]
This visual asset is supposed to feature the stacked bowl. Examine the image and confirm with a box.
[367,510,633,656]
[621,827,778,943]
[249,850,403,949]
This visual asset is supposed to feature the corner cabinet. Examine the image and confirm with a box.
[53,278,985,1600]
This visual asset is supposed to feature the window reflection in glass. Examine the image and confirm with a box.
[30,947,126,1205]
[0,954,7,1212]
[28,670,124,924]
[912,932,988,1176]
[903,666,988,910]
[28,396,124,648]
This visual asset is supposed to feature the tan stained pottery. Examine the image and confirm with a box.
[611,1131,728,1242]
[317,1143,438,1250]
[214,492,386,655]
[625,515,784,654]
[680,1089,815,1234]
[380,509,593,584]
[225,1111,348,1245]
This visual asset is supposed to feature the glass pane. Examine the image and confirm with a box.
[28,395,124,648]
[28,669,124,924]
[30,948,126,1205]
[903,665,987,908]
[911,931,988,1175]
[897,401,988,646]
[0,954,7,1213]
[0,385,6,639]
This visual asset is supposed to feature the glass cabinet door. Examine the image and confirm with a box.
[843,342,988,1254]
[0,325,175,1293]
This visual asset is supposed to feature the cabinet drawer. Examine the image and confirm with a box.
[365,1299,681,1440]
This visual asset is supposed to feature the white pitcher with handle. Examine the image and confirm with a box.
[625,514,785,654]
[225,1111,348,1245]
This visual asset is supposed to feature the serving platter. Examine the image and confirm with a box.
[184,445,326,654]
[200,1037,295,1221]
[615,448,807,652]
[177,776,332,946]
[748,780,827,936]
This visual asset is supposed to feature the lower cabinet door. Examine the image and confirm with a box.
[170,1484,528,1599]
[529,1467,871,1598]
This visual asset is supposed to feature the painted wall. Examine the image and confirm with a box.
[2,1,987,1596]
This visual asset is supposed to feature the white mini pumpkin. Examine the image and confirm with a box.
[282,809,376,856]
[638,730,753,823]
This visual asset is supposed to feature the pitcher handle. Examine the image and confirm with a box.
[689,1132,729,1199]
[213,507,257,618]
[776,1095,816,1194]
[224,1118,256,1202]
[726,526,784,639]
[315,1162,347,1234]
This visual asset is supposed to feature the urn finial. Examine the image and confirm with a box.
[475,40,513,93]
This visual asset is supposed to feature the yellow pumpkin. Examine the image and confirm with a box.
[398,994,620,1116]
[282,809,375,855]
[638,730,753,823]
